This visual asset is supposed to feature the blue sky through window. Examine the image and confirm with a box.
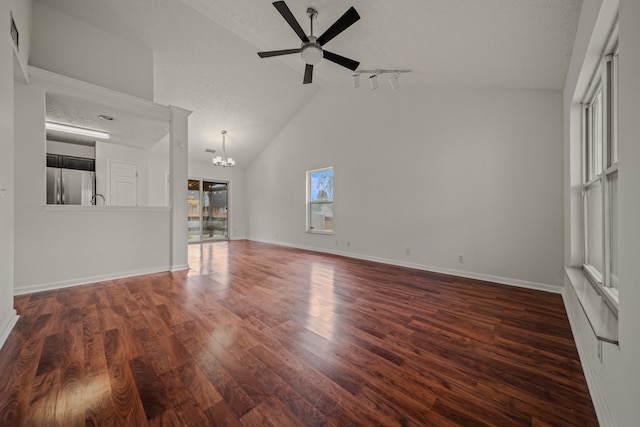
[310,169,333,201]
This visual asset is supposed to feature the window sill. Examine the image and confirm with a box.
[565,267,619,345]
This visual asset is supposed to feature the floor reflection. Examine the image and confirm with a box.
[188,241,230,285]
[306,262,337,341]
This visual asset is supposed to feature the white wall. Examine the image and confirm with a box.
[615,1,640,424]
[13,82,172,294]
[11,0,31,82]
[0,1,20,349]
[147,135,170,206]
[30,1,153,100]
[246,86,564,290]
[188,161,247,240]
[562,0,640,425]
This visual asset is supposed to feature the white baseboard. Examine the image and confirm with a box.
[249,239,562,294]
[13,266,171,296]
[0,310,19,351]
[170,264,189,272]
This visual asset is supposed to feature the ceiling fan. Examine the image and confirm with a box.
[257,1,360,84]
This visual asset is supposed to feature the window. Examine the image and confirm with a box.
[583,50,618,304]
[307,167,333,233]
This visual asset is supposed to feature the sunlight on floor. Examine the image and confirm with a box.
[306,262,337,341]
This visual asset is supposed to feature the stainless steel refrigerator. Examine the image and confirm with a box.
[46,167,95,205]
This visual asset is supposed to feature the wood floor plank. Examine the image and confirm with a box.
[54,321,86,427]
[240,396,306,427]
[107,363,149,426]
[191,341,257,418]
[22,370,59,426]
[0,240,598,426]
[128,356,170,421]
[84,372,121,427]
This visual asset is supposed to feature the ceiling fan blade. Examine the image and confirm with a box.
[272,1,309,43]
[303,64,313,84]
[316,7,360,46]
[258,48,301,58]
[323,50,359,71]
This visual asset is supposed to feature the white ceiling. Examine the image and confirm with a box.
[35,0,582,167]
[46,92,169,149]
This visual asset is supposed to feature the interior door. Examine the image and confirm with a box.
[109,160,138,206]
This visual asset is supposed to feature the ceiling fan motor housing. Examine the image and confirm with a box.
[301,37,323,65]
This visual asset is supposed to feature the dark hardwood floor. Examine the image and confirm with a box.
[0,240,597,426]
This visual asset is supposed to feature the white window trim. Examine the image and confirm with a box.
[581,47,619,313]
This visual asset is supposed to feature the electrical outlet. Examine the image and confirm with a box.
[458,254,464,263]
[405,248,411,255]
[347,241,351,247]
[335,240,338,245]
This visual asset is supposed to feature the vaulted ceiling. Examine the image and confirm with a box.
[35,0,582,167]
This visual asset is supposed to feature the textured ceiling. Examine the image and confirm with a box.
[46,92,169,149]
[34,0,582,167]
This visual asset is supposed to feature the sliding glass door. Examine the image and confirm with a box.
[188,180,202,242]
[188,179,229,242]
[202,181,228,240]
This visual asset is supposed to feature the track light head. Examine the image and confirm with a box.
[390,73,400,90]
[369,74,378,90]
[352,73,360,88]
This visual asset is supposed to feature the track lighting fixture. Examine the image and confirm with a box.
[351,69,410,90]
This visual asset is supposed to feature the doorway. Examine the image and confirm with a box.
[188,179,229,242]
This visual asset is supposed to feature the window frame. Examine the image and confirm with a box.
[306,167,334,234]
[582,48,619,309]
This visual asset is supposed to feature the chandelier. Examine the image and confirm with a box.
[213,130,235,167]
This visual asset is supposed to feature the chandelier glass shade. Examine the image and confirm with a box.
[213,130,235,167]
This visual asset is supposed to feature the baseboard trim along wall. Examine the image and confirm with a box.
[251,239,563,294]
[13,265,172,296]
[170,264,190,272]
[0,310,19,351]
